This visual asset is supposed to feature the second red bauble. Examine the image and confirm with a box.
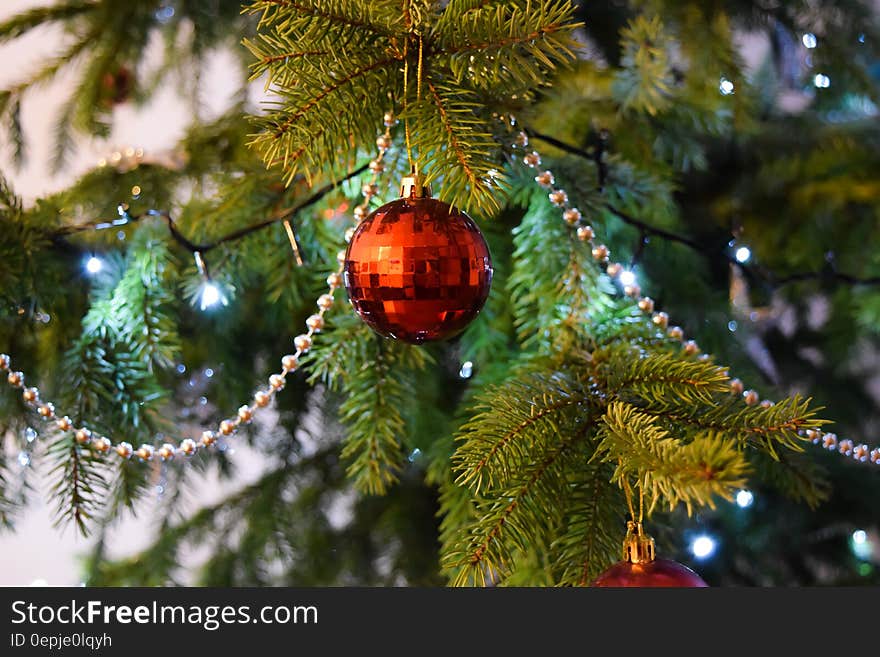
[592,558,708,587]
[343,194,492,344]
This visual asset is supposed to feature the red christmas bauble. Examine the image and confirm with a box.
[343,195,492,344]
[592,558,708,587]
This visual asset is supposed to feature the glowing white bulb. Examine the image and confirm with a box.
[719,78,735,95]
[690,535,716,559]
[85,256,103,274]
[199,282,226,310]
[802,33,817,49]
[735,490,754,508]
[851,530,873,560]
[735,246,751,263]
[619,270,637,287]
[813,74,830,89]
[459,361,474,379]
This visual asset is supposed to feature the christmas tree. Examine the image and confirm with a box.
[0,0,878,587]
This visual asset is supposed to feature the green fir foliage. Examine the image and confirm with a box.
[246,0,581,213]
[0,0,878,586]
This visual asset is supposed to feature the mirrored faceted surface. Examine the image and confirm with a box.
[343,197,493,344]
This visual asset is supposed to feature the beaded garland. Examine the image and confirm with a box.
[0,113,397,465]
[1,115,876,470]
[513,124,879,468]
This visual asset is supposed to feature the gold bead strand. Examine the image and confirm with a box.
[183,113,396,448]
[0,112,398,466]
[221,112,397,442]
[506,122,880,470]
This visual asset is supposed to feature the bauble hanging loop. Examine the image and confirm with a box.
[592,521,708,587]
[343,173,493,344]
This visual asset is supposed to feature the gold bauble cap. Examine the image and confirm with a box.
[400,169,431,199]
[622,521,656,564]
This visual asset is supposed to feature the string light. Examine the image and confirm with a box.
[851,530,873,560]
[719,78,735,95]
[735,489,754,508]
[85,256,103,274]
[690,535,717,559]
[198,282,225,310]
[155,5,175,23]
[510,123,880,470]
[814,74,831,89]
[802,33,817,49]
[619,270,637,287]
[459,361,474,379]
[193,251,227,311]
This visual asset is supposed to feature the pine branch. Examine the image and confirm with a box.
[247,0,399,37]
[102,233,180,371]
[244,34,330,85]
[105,459,152,518]
[0,452,20,530]
[445,365,609,585]
[509,196,593,346]
[633,394,822,457]
[0,173,22,216]
[338,330,409,495]
[446,426,587,586]
[0,0,94,45]
[411,78,504,212]
[271,57,399,141]
[452,370,591,493]
[437,0,580,92]
[250,0,579,212]
[250,52,396,185]
[612,15,675,116]
[47,434,107,536]
[752,449,830,509]
[436,471,478,579]
[604,350,731,405]
[0,94,25,166]
[0,0,250,158]
[596,401,751,515]
[551,462,622,586]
